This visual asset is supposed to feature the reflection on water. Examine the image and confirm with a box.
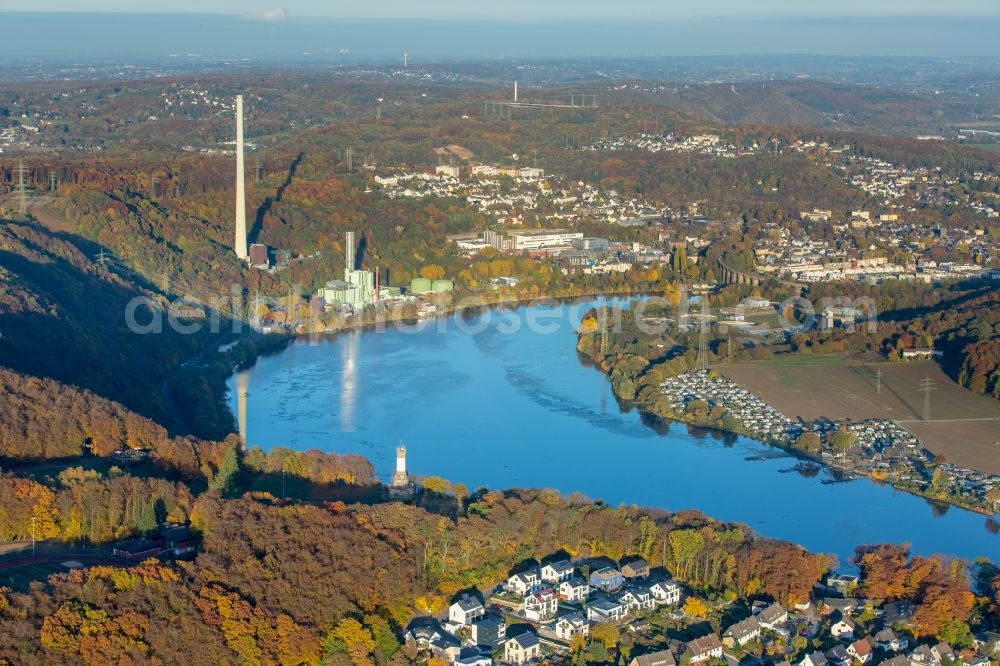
[339,329,361,432]
[227,298,999,563]
[926,499,951,518]
[236,368,250,448]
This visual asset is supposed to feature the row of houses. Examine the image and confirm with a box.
[407,556,687,665]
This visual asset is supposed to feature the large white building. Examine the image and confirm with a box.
[509,230,583,250]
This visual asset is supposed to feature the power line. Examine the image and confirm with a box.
[919,375,935,423]
[16,161,29,218]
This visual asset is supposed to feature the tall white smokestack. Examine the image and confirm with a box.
[514,81,518,102]
[345,230,356,280]
[234,95,248,261]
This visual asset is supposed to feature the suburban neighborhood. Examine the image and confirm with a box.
[400,554,1000,666]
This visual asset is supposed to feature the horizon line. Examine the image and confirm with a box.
[3,9,1000,22]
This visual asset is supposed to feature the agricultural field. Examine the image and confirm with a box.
[714,356,1000,474]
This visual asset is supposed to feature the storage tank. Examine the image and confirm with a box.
[410,277,432,294]
[431,279,454,293]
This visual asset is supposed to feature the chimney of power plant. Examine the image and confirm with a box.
[234,95,248,261]
[514,81,518,102]
[345,230,356,279]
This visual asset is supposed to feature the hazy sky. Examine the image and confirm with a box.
[6,0,1000,21]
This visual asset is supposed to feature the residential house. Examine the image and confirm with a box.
[507,569,542,595]
[559,577,591,602]
[910,645,936,665]
[617,588,655,614]
[825,645,850,666]
[830,614,856,640]
[822,598,858,616]
[555,612,590,641]
[756,602,788,631]
[799,652,828,666]
[587,597,626,623]
[590,567,626,592]
[874,629,908,653]
[649,580,682,606]
[883,601,916,626]
[722,616,762,648]
[976,631,1000,656]
[629,649,677,666]
[404,619,462,663]
[455,653,492,666]
[847,639,872,664]
[523,588,558,622]
[880,656,910,666]
[686,634,724,664]
[622,558,651,580]
[504,632,541,665]
[826,574,860,594]
[541,560,575,583]
[930,643,954,663]
[469,616,505,649]
[628,619,650,635]
[449,595,485,626]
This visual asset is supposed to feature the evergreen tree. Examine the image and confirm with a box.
[210,447,242,497]
[136,499,158,535]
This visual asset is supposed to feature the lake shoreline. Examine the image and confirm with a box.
[579,341,997,518]
[226,296,999,562]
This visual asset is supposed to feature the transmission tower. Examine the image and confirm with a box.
[346,146,353,172]
[49,171,57,191]
[875,368,883,394]
[919,375,935,423]
[696,300,710,372]
[16,161,29,218]
[255,157,262,184]
[149,174,157,199]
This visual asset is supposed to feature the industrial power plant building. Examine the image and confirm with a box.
[319,231,377,310]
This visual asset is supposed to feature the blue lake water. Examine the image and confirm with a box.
[228,297,999,565]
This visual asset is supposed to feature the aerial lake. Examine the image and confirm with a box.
[228,297,999,564]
